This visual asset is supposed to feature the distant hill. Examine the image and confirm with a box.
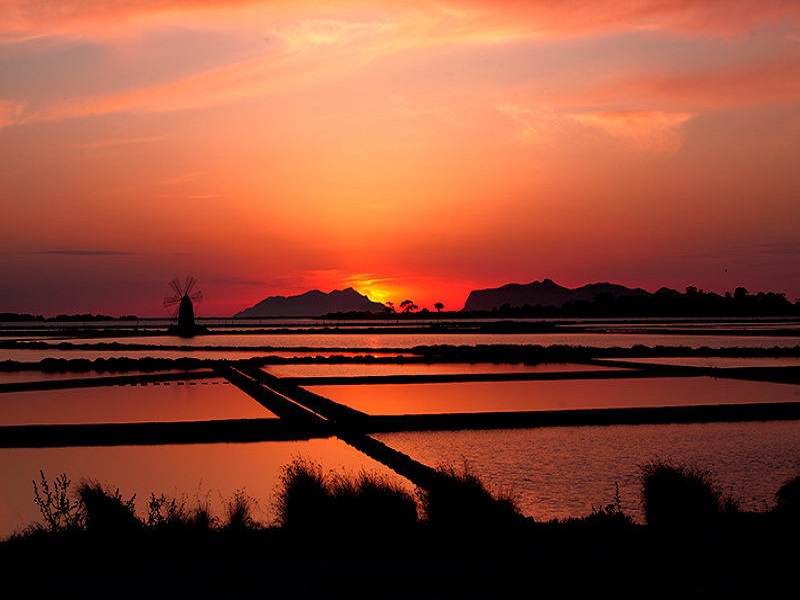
[462,279,650,311]
[234,288,386,318]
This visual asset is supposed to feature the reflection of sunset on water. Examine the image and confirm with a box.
[0,380,275,425]
[0,438,411,539]
[310,377,800,416]
[263,362,616,378]
[376,420,800,522]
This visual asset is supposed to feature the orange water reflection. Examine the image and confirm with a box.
[308,377,800,416]
[264,362,616,378]
[0,349,411,362]
[0,438,411,539]
[599,357,800,368]
[0,379,275,425]
[0,369,205,385]
[375,421,800,522]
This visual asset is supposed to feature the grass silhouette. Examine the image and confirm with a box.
[419,461,527,537]
[15,458,800,544]
[639,458,738,532]
[5,460,800,598]
[274,458,417,539]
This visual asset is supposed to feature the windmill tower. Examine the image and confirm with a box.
[164,276,204,337]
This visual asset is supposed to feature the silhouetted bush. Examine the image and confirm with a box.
[774,475,800,526]
[419,462,525,537]
[274,458,330,533]
[223,490,260,533]
[30,471,84,533]
[639,459,737,532]
[78,482,140,536]
[145,492,215,534]
[328,471,418,538]
[274,458,417,538]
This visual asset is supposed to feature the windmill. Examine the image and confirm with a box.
[164,276,203,336]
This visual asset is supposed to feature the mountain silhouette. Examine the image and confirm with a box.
[235,288,386,318]
[462,279,650,311]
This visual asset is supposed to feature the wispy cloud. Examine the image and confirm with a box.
[38,249,132,256]
[570,110,695,155]
[0,99,26,128]
[343,273,394,287]
[746,242,800,256]
[4,1,799,43]
[77,135,166,149]
[3,1,799,131]
[497,105,695,155]
[207,276,267,286]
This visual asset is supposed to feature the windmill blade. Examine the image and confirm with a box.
[189,290,203,303]
[163,295,181,308]
[169,278,183,297]
[184,276,197,296]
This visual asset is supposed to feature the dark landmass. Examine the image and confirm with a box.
[316,286,800,319]
[463,278,649,311]
[462,280,799,316]
[234,287,386,317]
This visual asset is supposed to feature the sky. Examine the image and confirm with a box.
[1,0,799,316]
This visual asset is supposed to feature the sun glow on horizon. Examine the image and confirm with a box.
[1,1,799,316]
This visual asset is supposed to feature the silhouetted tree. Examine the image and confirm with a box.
[383,302,396,314]
[400,299,418,313]
[434,302,444,313]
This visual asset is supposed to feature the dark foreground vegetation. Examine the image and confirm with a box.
[3,459,800,598]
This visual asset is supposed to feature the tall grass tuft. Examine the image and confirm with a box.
[639,458,737,532]
[31,470,84,533]
[78,481,140,536]
[146,492,215,534]
[329,471,418,538]
[275,458,330,533]
[419,461,525,537]
[223,490,260,533]
[274,457,418,538]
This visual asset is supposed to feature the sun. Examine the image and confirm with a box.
[345,274,396,305]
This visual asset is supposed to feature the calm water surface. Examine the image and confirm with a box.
[0,349,408,362]
[60,331,800,349]
[0,437,410,539]
[0,369,207,385]
[375,421,800,522]
[263,362,617,378]
[0,379,274,425]
[600,357,800,368]
[308,377,800,415]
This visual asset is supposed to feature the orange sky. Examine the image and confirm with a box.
[1,1,799,316]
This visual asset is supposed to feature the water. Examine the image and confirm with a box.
[307,377,800,415]
[0,369,207,385]
[0,379,274,425]
[1,318,799,537]
[0,348,409,362]
[36,331,800,350]
[263,361,618,378]
[0,437,410,539]
[375,421,800,522]
[598,356,800,368]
